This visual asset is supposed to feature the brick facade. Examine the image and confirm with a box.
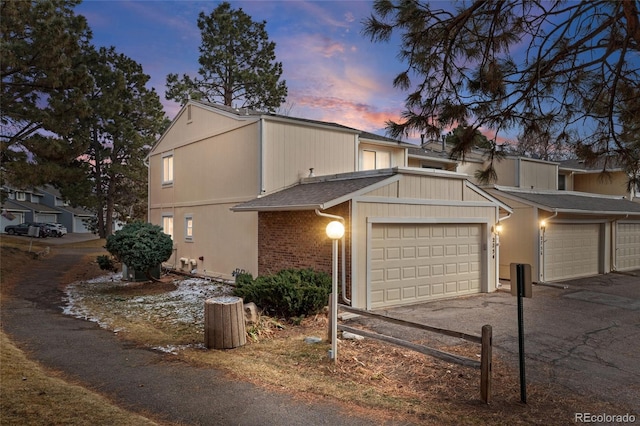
[258,203,352,298]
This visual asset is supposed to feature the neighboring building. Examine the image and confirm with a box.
[354,141,640,282]
[1,185,95,233]
[559,158,639,200]
[147,101,511,310]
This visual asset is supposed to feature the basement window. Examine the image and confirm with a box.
[162,215,174,239]
[185,215,193,241]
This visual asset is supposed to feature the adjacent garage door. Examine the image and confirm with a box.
[617,222,640,271]
[544,223,601,281]
[369,223,482,309]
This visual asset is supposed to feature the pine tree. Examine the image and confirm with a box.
[166,1,287,112]
[363,0,640,184]
[1,0,93,187]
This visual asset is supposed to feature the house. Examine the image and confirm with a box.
[1,185,95,233]
[417,150,640,280]
[406,145,640,280]
[147,101,511,310]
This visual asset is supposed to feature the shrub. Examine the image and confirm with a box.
[96,255,116,272]
[105,222,173,280]
[233,269,331,319]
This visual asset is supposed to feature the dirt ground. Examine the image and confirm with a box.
[2,237,637,425]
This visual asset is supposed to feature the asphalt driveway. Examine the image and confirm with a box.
[348,271,640,413]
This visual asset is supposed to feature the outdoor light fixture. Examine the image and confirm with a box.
[325,220,344,362]
[540,220,547,231]
[326,221,345,240]
[493,224,503,235]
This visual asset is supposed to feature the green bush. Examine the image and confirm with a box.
[233,269,331,319]
[96,255,116,272]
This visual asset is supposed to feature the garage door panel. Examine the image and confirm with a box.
[370,223,483,308]
[617,223,640,271]
[544,223,600,281]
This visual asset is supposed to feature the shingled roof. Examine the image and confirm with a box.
[232,170,397,212]
[492,187,640,215]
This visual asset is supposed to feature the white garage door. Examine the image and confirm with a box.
[35,213,57,223]
[544,223,600,281]
[369,223,482,309]
[617,222,640,271]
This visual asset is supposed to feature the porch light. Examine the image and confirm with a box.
[493,224,503,235]
[325,220,344,363]
[540,220,547,231]
[326,221,345,240]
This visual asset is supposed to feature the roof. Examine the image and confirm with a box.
[1,200,30,212]
[491,186,640,215]
[559,157,625,172]
[8,200,60,214]
[233,170,397,212]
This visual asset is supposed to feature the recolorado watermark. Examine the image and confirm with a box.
[575,412,636,423]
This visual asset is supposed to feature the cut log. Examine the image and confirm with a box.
[204,296,246,349]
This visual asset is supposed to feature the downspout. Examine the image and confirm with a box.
[494,209,512,288]
[539,210,558,282]
[259,118,265,195]
[612,214,628,272]
[315,209,350,304]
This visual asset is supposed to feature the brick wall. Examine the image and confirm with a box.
[258,203,351,298]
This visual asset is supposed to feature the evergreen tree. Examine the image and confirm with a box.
[1,0,93,188]
[166,1,287,111]
[65,47,168,237]
[364,0,640,184]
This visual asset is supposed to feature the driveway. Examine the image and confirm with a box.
[348,272,640,412]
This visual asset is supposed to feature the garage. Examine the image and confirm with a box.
[543,223,601,281]
[617,222,640,271]
[369,223,482,309]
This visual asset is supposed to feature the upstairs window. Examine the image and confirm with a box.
[162,154,174,185]
[16,192,26,201]
[362,150,391,171]
[558,174,566,190]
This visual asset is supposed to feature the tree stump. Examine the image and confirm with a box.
[204,296,247,349]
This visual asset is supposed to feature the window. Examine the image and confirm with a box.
[162,215,174,239]
[184,215,193,241]
[362,150,391,171]
[16,192,26,201]
[162,154,173,184]
[558,174,566,190]
[187,104,192,123]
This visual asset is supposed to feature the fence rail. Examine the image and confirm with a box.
[338,303,492,403]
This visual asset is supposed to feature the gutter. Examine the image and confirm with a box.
[315,209,350,305]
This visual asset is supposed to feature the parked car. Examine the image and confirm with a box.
[4,222,49,238]
[43,223,67,237]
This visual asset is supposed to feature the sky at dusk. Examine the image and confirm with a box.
[76,0,419,142]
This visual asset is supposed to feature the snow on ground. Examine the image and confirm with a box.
[62,273,234,353]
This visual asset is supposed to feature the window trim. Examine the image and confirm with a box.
[162,153,174,185]
[361,149,392,171]
[162,214,174,240]
[184,214,194,242]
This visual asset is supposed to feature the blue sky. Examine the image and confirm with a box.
[76,0,414,140]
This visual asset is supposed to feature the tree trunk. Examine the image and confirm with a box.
[204,297,246,349]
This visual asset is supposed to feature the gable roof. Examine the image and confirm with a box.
[490,186,640,215]
[232,169,397,212]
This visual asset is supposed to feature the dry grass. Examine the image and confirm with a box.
[0,236,164,426]
[1,237,633,425]
[0,331,162,426]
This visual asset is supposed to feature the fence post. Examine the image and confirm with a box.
[480,324,492,403]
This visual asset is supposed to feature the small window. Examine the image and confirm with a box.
[162,154,173,185]
[162,215,174,239]
[362,150,391,171]
[187,104,192,123]
[184,215,193,241]
[558,174,566,191]
[16,192,26,201]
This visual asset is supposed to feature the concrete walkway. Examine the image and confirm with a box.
[1,245,407,426]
